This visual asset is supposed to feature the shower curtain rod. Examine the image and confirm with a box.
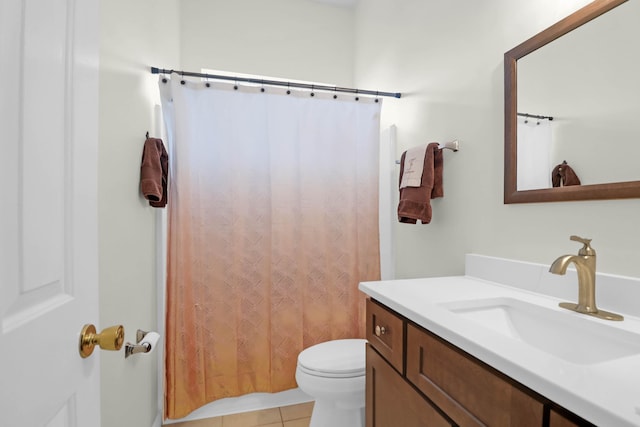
[518,112,554,121]
[150,67,402,99]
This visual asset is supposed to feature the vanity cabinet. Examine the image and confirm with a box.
[365,298,593,427]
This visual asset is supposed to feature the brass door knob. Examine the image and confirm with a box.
[375,325,386,337]
[79,324,125,358]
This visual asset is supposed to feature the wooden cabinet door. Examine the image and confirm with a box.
[550,410,578,427]
[366,344,452,427]
[549,409,594,427]
[406,324,543,427]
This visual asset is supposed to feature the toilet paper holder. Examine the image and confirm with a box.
[125,329,157,359]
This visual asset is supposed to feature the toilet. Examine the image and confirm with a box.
[295,339,367,427]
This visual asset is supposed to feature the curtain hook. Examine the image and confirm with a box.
[205,73,210,88]
[234,77,238,90]
[355,89,359,101]
[180,71,185,85]
[286,82,291,95]
[333,86,338,99]
[260,79,265,93]
[375,91,379,103]
[310,84,315,97]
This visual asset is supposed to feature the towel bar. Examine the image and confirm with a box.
[395,140,459,164]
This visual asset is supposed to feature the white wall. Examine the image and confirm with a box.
[179,0,355,86]
[98,1,179,426]
[354,0,640,278]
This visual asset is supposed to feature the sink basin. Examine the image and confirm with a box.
[440,297,640,364]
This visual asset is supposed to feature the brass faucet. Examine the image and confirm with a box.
[549,235,623,321]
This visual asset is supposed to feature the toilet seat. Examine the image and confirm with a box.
[297,339,366,378]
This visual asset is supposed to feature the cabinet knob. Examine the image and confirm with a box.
[375,325,386,337]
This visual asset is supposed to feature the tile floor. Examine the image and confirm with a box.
[165,402,314,427]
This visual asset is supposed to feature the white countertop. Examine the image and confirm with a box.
[359,275,640,427]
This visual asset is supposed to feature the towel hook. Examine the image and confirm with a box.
[145,131,149,139]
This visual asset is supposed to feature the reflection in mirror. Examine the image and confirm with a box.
[518,0,640,190]
[504,0,640,203]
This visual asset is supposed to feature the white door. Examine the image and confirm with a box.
[0,0,102,426]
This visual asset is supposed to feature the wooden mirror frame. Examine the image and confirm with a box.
[504,0,640,204]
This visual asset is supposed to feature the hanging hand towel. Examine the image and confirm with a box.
[140,137,169,207]
[551,161,581,187]
[398,142,443,224]
[399,143,428,188]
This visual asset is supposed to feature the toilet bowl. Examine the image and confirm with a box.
[295,339,367,427]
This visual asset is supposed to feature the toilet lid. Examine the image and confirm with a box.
[297,339,366,377]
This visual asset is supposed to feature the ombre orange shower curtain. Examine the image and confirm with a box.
[159,75,381,419]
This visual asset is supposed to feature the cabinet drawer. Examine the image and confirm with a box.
[406,323,543,427]
[366,299,404,373]
[366,344,452,427]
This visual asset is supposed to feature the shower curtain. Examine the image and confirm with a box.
[159,75,382,419]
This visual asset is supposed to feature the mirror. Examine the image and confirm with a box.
[504,0,640,203]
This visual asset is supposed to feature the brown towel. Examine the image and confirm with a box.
[140,137,169,207]
[551,161,581,187]
[398,142,443,224]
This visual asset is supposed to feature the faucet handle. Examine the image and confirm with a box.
[570,235,595,256]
